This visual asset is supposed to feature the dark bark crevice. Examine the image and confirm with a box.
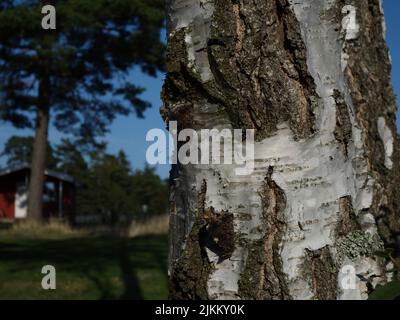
[169,180,212,300]
[169,179,236,299]
[206,0,318,141]
[333,90,353,158]
[335,195,361,238]
[303,246,338,300]
[238,167,290,300]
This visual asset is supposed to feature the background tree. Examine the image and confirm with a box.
[0,0,165,221]
[1,135,57,168]
[1,136,169,224]
[131,166,169,219]
[85,149,134,225]
[162,0,400,300]
[54,138,93,219]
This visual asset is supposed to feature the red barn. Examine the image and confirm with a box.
[0,165,75,221]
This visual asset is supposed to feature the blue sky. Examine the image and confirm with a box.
[384,0,400,123]
[0,1,399,179]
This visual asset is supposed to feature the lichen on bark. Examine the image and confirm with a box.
[336,230,382,262]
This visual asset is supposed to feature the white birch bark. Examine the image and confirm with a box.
[162,0,400,300]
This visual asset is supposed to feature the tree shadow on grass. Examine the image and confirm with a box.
[118,239,143,300]
[0,234,168,300]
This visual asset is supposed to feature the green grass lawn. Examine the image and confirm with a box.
[0,234,168,300]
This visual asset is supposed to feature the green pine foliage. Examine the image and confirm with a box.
[1,135,57,168]
[0,0,165,140]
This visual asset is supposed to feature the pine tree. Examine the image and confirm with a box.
[0,0,165,221]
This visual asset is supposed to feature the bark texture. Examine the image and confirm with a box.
[27,75,50,222]
[162,0,400,300]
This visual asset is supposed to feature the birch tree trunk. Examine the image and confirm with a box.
[162,0,400,300]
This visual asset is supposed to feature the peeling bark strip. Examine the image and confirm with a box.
[164,0,399,300]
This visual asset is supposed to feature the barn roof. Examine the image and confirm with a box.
[0,164,75,184]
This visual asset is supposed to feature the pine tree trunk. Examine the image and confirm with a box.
[162,0,400,300]
[27,76,50,222]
